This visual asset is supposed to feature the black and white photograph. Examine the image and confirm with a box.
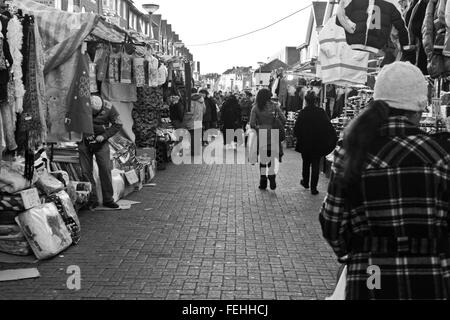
[1,0,450,309]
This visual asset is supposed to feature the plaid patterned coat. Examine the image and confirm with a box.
[320,116,450,300]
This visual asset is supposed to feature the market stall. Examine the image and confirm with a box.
[0,0,164,260]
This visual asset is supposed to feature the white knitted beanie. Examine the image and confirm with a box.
[374,61,428,112]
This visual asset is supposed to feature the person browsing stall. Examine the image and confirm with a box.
[78,95,122,210]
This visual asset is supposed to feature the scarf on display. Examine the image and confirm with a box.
[0,20,10,104]
[0,77,18,151]
[16,17,48,150]
[7,15,24,113]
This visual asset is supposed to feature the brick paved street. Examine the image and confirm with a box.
[0,147,339,300]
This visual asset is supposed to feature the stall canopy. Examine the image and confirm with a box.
[12,0,129,74]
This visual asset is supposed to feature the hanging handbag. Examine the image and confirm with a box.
[108,44,120,83]
[272,105,286,142]
[94,45,109,82]
[120,45,132,84]
[133,56,145,87]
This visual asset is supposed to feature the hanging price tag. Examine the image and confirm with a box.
[19,188,41,210]
[124,170,139,185]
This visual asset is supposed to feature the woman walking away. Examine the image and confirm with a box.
[294,90,337,195]
[250,88,286,190]
[320,61,450,300]
[221,94,241,148]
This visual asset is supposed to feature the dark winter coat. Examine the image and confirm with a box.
[401,0,429,75]
[221,96,241,130]
[203,97,218,123]
[422,0,450,78]
[337,0,411,53]
[294,106,337,157]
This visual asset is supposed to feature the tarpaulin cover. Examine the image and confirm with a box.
[12,0,127,74]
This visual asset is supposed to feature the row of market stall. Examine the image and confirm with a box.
[282,0,450,176]
[0,1,191,260]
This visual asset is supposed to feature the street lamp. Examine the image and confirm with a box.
[142,4,159,14]
[143,4,159,48]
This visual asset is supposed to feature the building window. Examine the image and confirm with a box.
[81,6,85,12]
[55,0,62,9]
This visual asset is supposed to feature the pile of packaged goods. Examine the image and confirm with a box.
[0,157,88,259]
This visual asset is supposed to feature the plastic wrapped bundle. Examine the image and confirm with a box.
[35,171,65,195]
[15,203,72,260]
[0,224,32,255]
[45,191,81,244]
[0,161,32,194]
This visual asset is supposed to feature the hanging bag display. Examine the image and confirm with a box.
[88,55,98,93]
[133,55,145,87]
[94,44,109,82]
[120,45,132,84]
[108,44,120,83]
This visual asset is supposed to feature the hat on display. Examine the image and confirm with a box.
[374,61,428,112]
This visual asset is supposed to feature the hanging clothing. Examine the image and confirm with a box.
[7,15,25,113]
[156,64,168,86]
[0,78,18,151]
[337,0,412,53]
[16,17,47,148]
[422,0,450,78]
[65,53,94,135]
[439,0,450,56]
[401,0,429,74]
[317,16,369,86]
[132,86,163,148]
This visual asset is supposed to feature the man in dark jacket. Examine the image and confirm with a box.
[294,91,337,195]
[79,95,123,209]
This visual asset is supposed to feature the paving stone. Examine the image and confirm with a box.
[0,148,338,300]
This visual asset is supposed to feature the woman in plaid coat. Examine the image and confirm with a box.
[320,62,450,300]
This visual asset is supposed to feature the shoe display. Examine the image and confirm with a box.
[301,180,309,189]
[103,202,120,209]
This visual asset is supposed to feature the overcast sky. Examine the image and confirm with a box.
[135,0,314,74]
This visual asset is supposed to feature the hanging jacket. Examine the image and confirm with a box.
[337,0,412,53]
[439,0,450,56]
[317,16,369,86]
[422,0,450,77]
[401,0,429,74]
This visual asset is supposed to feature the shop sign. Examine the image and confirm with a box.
[125,170,139,185]
[20,188,41,210]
